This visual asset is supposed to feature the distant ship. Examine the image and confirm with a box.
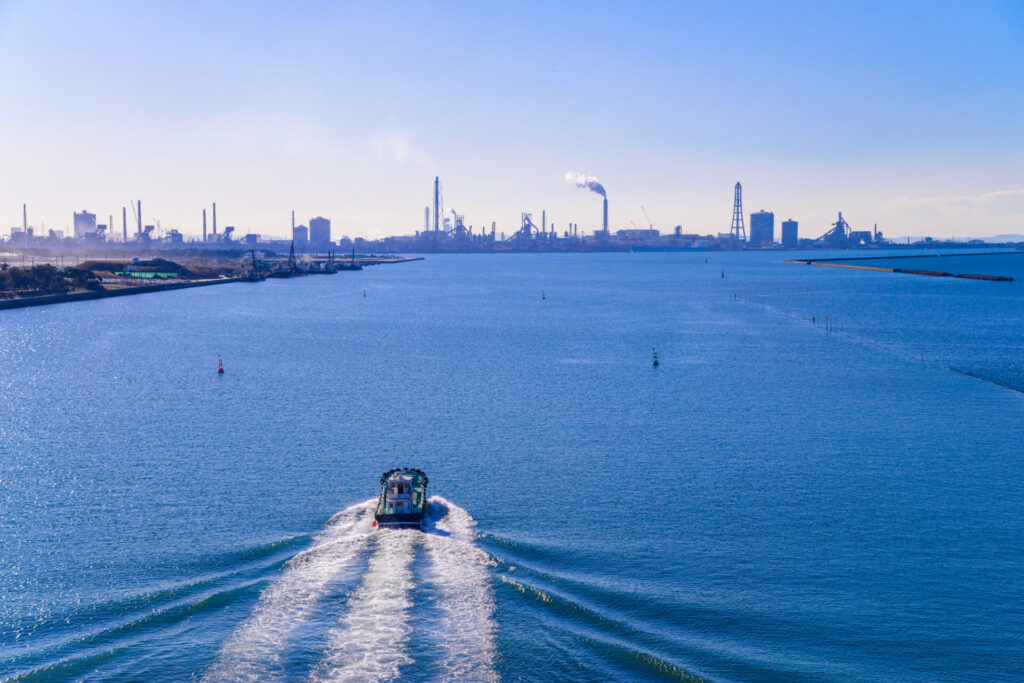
[631,245,709,252]
[338,247,363,271]
[374,468,428,529]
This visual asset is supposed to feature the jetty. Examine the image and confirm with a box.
[785,252,1016,282]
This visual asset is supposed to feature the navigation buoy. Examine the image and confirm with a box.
[363,289,366,297]
[721,270,725,278]
[542,291,546,300]
[217,355,224,374]
[652,348,659,367]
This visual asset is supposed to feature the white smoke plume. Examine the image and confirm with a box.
[564,171,606,198]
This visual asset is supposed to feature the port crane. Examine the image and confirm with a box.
[642,205,655,231]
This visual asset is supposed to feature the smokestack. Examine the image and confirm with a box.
[22,204,26,232]
[212,202,217,235]
[603,198,608,233]
[123,207,127,241]
[542,210,546,234]
[291,210,295,231]
[203,209,207,242]
[137,200,142,235]
[424,206,430,232]
[433,176,440,234]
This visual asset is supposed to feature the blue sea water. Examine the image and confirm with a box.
[0,251,1021,682]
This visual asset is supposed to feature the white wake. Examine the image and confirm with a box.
[204,496,499,682]
[203,499,376,682]
[423,496,499,682]
[310,530,419,682]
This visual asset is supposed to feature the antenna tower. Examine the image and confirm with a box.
[730,182,746,241]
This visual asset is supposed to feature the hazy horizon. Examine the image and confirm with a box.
[1,0,1022,241]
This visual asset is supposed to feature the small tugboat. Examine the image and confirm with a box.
[374,468,428,529]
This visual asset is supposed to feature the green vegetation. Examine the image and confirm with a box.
[0,263,104,297]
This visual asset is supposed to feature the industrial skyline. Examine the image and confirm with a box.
[2,173,918,253]
[1,1,1022,239]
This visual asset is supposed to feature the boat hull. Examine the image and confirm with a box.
[374,512,424,529]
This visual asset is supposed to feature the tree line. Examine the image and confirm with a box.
[0,264,103,296]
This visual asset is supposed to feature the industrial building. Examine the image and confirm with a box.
[309,217,331,249]
[5,180,902,255]
[292,224,309,249]
[781,219,798,248]
[816,212,884,247]
[749,211,774,246]
[73,210,97,239]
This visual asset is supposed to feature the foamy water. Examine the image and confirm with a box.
[203,497,497,682]
[311,530,418,682]
[423,497,499,682]
[203,500,376,681]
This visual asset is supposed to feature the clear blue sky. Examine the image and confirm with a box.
[1,0,1021,239]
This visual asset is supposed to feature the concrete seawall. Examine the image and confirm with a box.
[0,278,239,311]
[784,259,1014,282]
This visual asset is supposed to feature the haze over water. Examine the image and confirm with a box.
[1,251,1022,681]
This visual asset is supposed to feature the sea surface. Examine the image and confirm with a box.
[1,250,1022,682]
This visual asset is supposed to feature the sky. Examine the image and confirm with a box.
[0,0,1022,240]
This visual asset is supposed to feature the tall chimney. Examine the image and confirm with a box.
[542,210,546,234]
[291,210,295,231]
[203,209,207,242]
[22,203,26,232]
[433,176,440,233]
[123,207,127,241]
[137,200,142,235]
[602,198,608,232]
[212,202,217,235]
[424,206,430,232]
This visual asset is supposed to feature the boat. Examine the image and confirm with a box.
[240,250,265,282]
[267,240,302,278]
[337,247,363,271]
[374,468,428,529]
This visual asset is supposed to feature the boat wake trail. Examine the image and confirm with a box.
[204,497,497,682]
[423,496,499,682]
[203,499,376,682]
[310,530,418,682]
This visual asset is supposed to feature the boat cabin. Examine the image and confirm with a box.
[374,467,428,529]
[384,474,415,514]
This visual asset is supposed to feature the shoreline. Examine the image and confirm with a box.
[0,277,239,311]
[0,256,424,312]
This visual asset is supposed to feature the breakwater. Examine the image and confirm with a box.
[785,256,1015,282]
[0,278,238,311]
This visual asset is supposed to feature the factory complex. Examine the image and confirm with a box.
[5,176,990,259]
